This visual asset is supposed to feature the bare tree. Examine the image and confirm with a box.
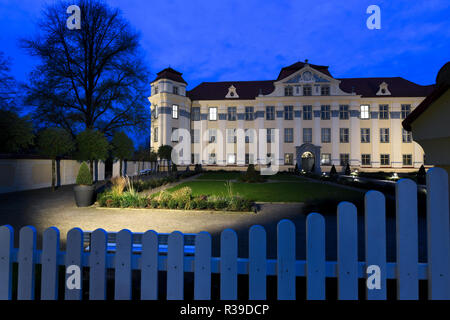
[0,51,17,111]
[21,0,150,138]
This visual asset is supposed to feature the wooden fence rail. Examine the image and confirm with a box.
[0,167,449,300]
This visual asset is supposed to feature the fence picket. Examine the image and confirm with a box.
[337,202,358,300]
[396,179,418,300]
[65,228,83,300]
[115,229,133,300]
[365,191,387,300]
[17,226,36,300]
[194,231,211,300]
[277,219,295,300]
[89,229,107,300]
[249,225,266,300]
[167,231,184,300]
[41,227,60,300]
[307,213,326,300]
[220,229,238,300]
[426,167,450,299]
[0,225,14,300]
[141,230,158,300]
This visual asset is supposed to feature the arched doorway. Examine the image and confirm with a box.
[301,151,315,172]
[296,143,321,174]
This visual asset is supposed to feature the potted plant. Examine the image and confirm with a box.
[74,162,95,207]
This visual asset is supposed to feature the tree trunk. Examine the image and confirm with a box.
[51,158,56,192]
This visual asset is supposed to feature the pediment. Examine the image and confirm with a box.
[278,66,335,85]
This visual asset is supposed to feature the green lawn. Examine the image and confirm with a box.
[196,171,305,181]
[195,171,242,180]
[167,180,364,203]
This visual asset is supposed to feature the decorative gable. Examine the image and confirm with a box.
[376,82,391,96]
[225,85,239,98]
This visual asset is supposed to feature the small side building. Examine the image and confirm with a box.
[403,61,450,190]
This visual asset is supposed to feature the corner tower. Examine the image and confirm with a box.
[148,68,191,161]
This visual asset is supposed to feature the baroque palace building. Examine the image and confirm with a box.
[148,60,434,173]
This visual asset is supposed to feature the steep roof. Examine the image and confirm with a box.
[152,67,187,84]
[276,61,332,80]
[338,77,435,97]
[402,61,450,131]
[187,80,274,101]
[183,61,435,100]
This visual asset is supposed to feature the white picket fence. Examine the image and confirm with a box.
[0,167,449,300]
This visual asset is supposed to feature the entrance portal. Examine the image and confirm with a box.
[295,143,321,174]
[301,151,315,172]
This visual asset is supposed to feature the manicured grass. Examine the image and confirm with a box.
[267,173,305,181]
[167,180,364,203]
[195,171,242,180]
[196,171,304,181]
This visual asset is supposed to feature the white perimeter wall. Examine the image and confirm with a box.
[112,160,153,178]
[0,159,105,194]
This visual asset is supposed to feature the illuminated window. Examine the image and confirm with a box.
[284,153,294,165]
[321,153,331,165]
[172,105,179,119]
[360,105,370,119]
[209,107,217,121]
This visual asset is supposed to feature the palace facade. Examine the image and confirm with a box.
[148,60,434,173]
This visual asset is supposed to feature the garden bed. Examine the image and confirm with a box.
[97,174,255,212]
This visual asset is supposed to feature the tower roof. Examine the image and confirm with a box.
[152,67,187,84]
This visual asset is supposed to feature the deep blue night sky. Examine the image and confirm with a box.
[1,0,449,144]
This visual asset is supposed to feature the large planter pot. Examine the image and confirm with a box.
[74,185,95,207]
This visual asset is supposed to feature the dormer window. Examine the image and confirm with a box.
[284,86,293,96]
[376,82,391,96]
[321,85,330,96]
[303,85,312,96]
[226,85,239,98]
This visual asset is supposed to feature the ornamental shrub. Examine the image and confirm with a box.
[330,165,337,176]
[76,162,93,185]
[168,198,178,209]
[344,163,351,175]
